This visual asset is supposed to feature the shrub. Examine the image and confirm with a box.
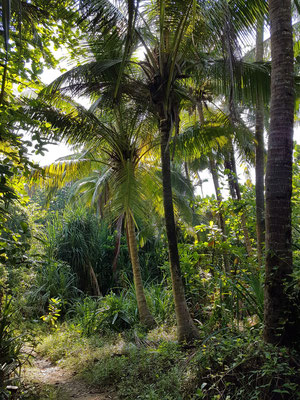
[82,340,184,400]
[0,297,26,398]
[185,331,300,400]
[26,259,80,316]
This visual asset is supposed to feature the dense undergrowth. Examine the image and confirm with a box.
[24,322,300,400]
[0,155,300,399]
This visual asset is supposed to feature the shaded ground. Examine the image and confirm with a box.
[23,352,117,400]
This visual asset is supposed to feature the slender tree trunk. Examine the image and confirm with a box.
[159,111,200,343]
[224,155,237,200]
[209,157,230,273]
[198,102,225,231]
[264,0,297,346]
[209,157,226,235]
[255,18,265,267]
[126,213,156,329]
[197,101,229,271]
[224,147,253,256]
[230,149,253,256]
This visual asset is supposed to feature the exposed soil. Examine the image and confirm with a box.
[23,352,117,400]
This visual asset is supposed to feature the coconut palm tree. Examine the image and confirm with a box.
[30,98,157,328]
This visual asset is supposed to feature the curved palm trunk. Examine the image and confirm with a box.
[88,261,102,297]
[255,18,265,267]
[126,213,156,329]
[264,0,296,346]
[159,112,200,343]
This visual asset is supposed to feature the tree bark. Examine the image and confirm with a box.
[255,18,265,267]
[264,0,296,346]
[159,111,200,343]
[126,213,156,329]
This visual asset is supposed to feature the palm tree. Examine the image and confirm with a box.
[264,0,297,346]
[31,99,157,328]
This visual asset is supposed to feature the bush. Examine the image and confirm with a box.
[145,283,174,324]
[185,331,300,400]
[68,282,174,336]
[26,259,80,316]
[83,340,184,400]
[69,291,139,334]
[0,297,26,398]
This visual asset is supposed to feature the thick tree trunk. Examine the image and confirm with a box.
[159,112,200,343]
[264,0,296,346]
[255,18,265,266]
[126,213,156,329]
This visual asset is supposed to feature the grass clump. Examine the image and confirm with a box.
[82,340,184,399]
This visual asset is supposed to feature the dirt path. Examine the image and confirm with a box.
[23,352,117,400]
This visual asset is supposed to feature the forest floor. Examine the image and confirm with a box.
[22,350,117,400]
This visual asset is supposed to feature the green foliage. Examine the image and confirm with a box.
[2,3,300,399]
[145,283,174,325]
[68,297,101,336]
[0,201,32,288]
[40,297,62,330]
[36,324,107,367]
[35,321,300,400]
[0,1,85,259]
[44,204,166,296]
[69,292,138,334]
[188,332,300,399]
[95,292,138,332]
[26,259,79,317]
[21,384,70,400]
[46,206,125,295]
[82,340,184,400]
[67,282,173,336]
[0,297,25,397]
[293,145,300,266]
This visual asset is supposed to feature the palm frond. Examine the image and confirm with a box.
[204,58,271,106]
[174,120,229,161]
